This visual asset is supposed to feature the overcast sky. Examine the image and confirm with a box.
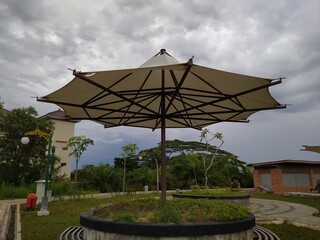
[1,0,319,168]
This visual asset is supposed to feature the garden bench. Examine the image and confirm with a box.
[60,225,280,240]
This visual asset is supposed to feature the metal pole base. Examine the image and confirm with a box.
[37,196,49,216]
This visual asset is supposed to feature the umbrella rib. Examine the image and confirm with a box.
[176,92,241,113]
[74,72,159,115]
[174,105,285,117]
[190,72,245,108]
[119,70,152,125]
[174,77,283,115]
[82,72,134,106]
[164,94,195,127]
[168,68,194,127]
[165,62,193,114]
[121,93,161,125]
[37,98,156,119]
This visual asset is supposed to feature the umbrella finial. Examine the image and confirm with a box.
[160,49,166,55]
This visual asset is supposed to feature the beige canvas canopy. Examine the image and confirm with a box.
[301,145,320,153]
[38,49,285,203]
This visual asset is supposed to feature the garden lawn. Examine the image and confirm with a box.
[20,198,108,240]
[260,223,320,240]
[20,193,320,240]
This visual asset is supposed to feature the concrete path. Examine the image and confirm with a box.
[250,198,320,231]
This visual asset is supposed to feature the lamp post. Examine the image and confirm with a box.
[139,153,149,193]
[21,128,54,216]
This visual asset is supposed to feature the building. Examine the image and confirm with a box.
[249,160,320,194]
[40,109,79,178]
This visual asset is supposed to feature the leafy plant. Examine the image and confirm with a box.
[200,129,224,189]
[67,135,94,189]
[121,143,138,193]
[93,198,248,223]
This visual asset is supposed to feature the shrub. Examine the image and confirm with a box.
[0,184,36,199]
[93,197,248,223]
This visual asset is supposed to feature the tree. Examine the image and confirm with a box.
[0,106,54,186]
[121,143,138,193]
[139,147,161,192]
[200,129,224,189]
[186,152,199,186]
[67,135,94,188]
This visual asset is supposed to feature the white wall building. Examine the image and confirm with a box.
[40,109,79,178]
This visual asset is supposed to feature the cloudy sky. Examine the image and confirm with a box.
[1,0,319,168]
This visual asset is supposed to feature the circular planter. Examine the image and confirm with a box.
[172,192,251,206]
[80,212,255,240]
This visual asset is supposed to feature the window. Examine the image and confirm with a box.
[283,173,310,187]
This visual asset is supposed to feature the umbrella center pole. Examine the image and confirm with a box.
[160,117,166,205]
[160,69,167,205]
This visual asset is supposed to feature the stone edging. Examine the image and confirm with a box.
[172,192,251,200]
[80,212,255,237]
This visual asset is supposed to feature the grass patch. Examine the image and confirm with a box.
[20,192,320,240]
[93,198,249,223]
[0,184,35,199]
[20,194,159,240]
[261,223,320,240]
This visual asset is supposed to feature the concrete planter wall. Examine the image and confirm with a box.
[172,192,251,206]
[80,212,255,240]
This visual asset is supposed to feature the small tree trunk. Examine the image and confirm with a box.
[122,159,126,194]
[155,158,159,193]
[205,173,208,189]
[193,166,198,185]
[75,158,79,190]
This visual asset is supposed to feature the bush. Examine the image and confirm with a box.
[0,184,36,199]
[93,197,249,223]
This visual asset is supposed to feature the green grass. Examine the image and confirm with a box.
[20,194,159,240]
[20,198,105,240]
[93,198,248,223]
[0,184,36,199]
[261,223,320,240]
[20,192,320,240]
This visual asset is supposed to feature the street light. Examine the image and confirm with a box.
[139,153,149,193]
[21,127,54,216]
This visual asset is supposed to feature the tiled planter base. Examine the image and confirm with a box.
[80,212,255,240]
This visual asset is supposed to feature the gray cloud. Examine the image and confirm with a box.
[1,0,319,166]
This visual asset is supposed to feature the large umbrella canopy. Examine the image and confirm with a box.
[301,145,320,154]
[38,49,285,203]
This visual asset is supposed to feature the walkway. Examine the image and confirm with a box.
[250,198,320,231]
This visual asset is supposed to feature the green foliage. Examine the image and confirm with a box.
[50,180,73,197]
[154,203,180,223]
[72,137,253,192]
[120,143,138,193]
[67,135,94,162]
[117,212,137,222]
[67,135,94,185]
[121,143,138,159]
[0,106,54,186]
[20,194,320,240]
[76,164,122,193]
[0,184,36,199]
[167,155,195,189]
[260,223,320,240]
[93,198,248,223]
